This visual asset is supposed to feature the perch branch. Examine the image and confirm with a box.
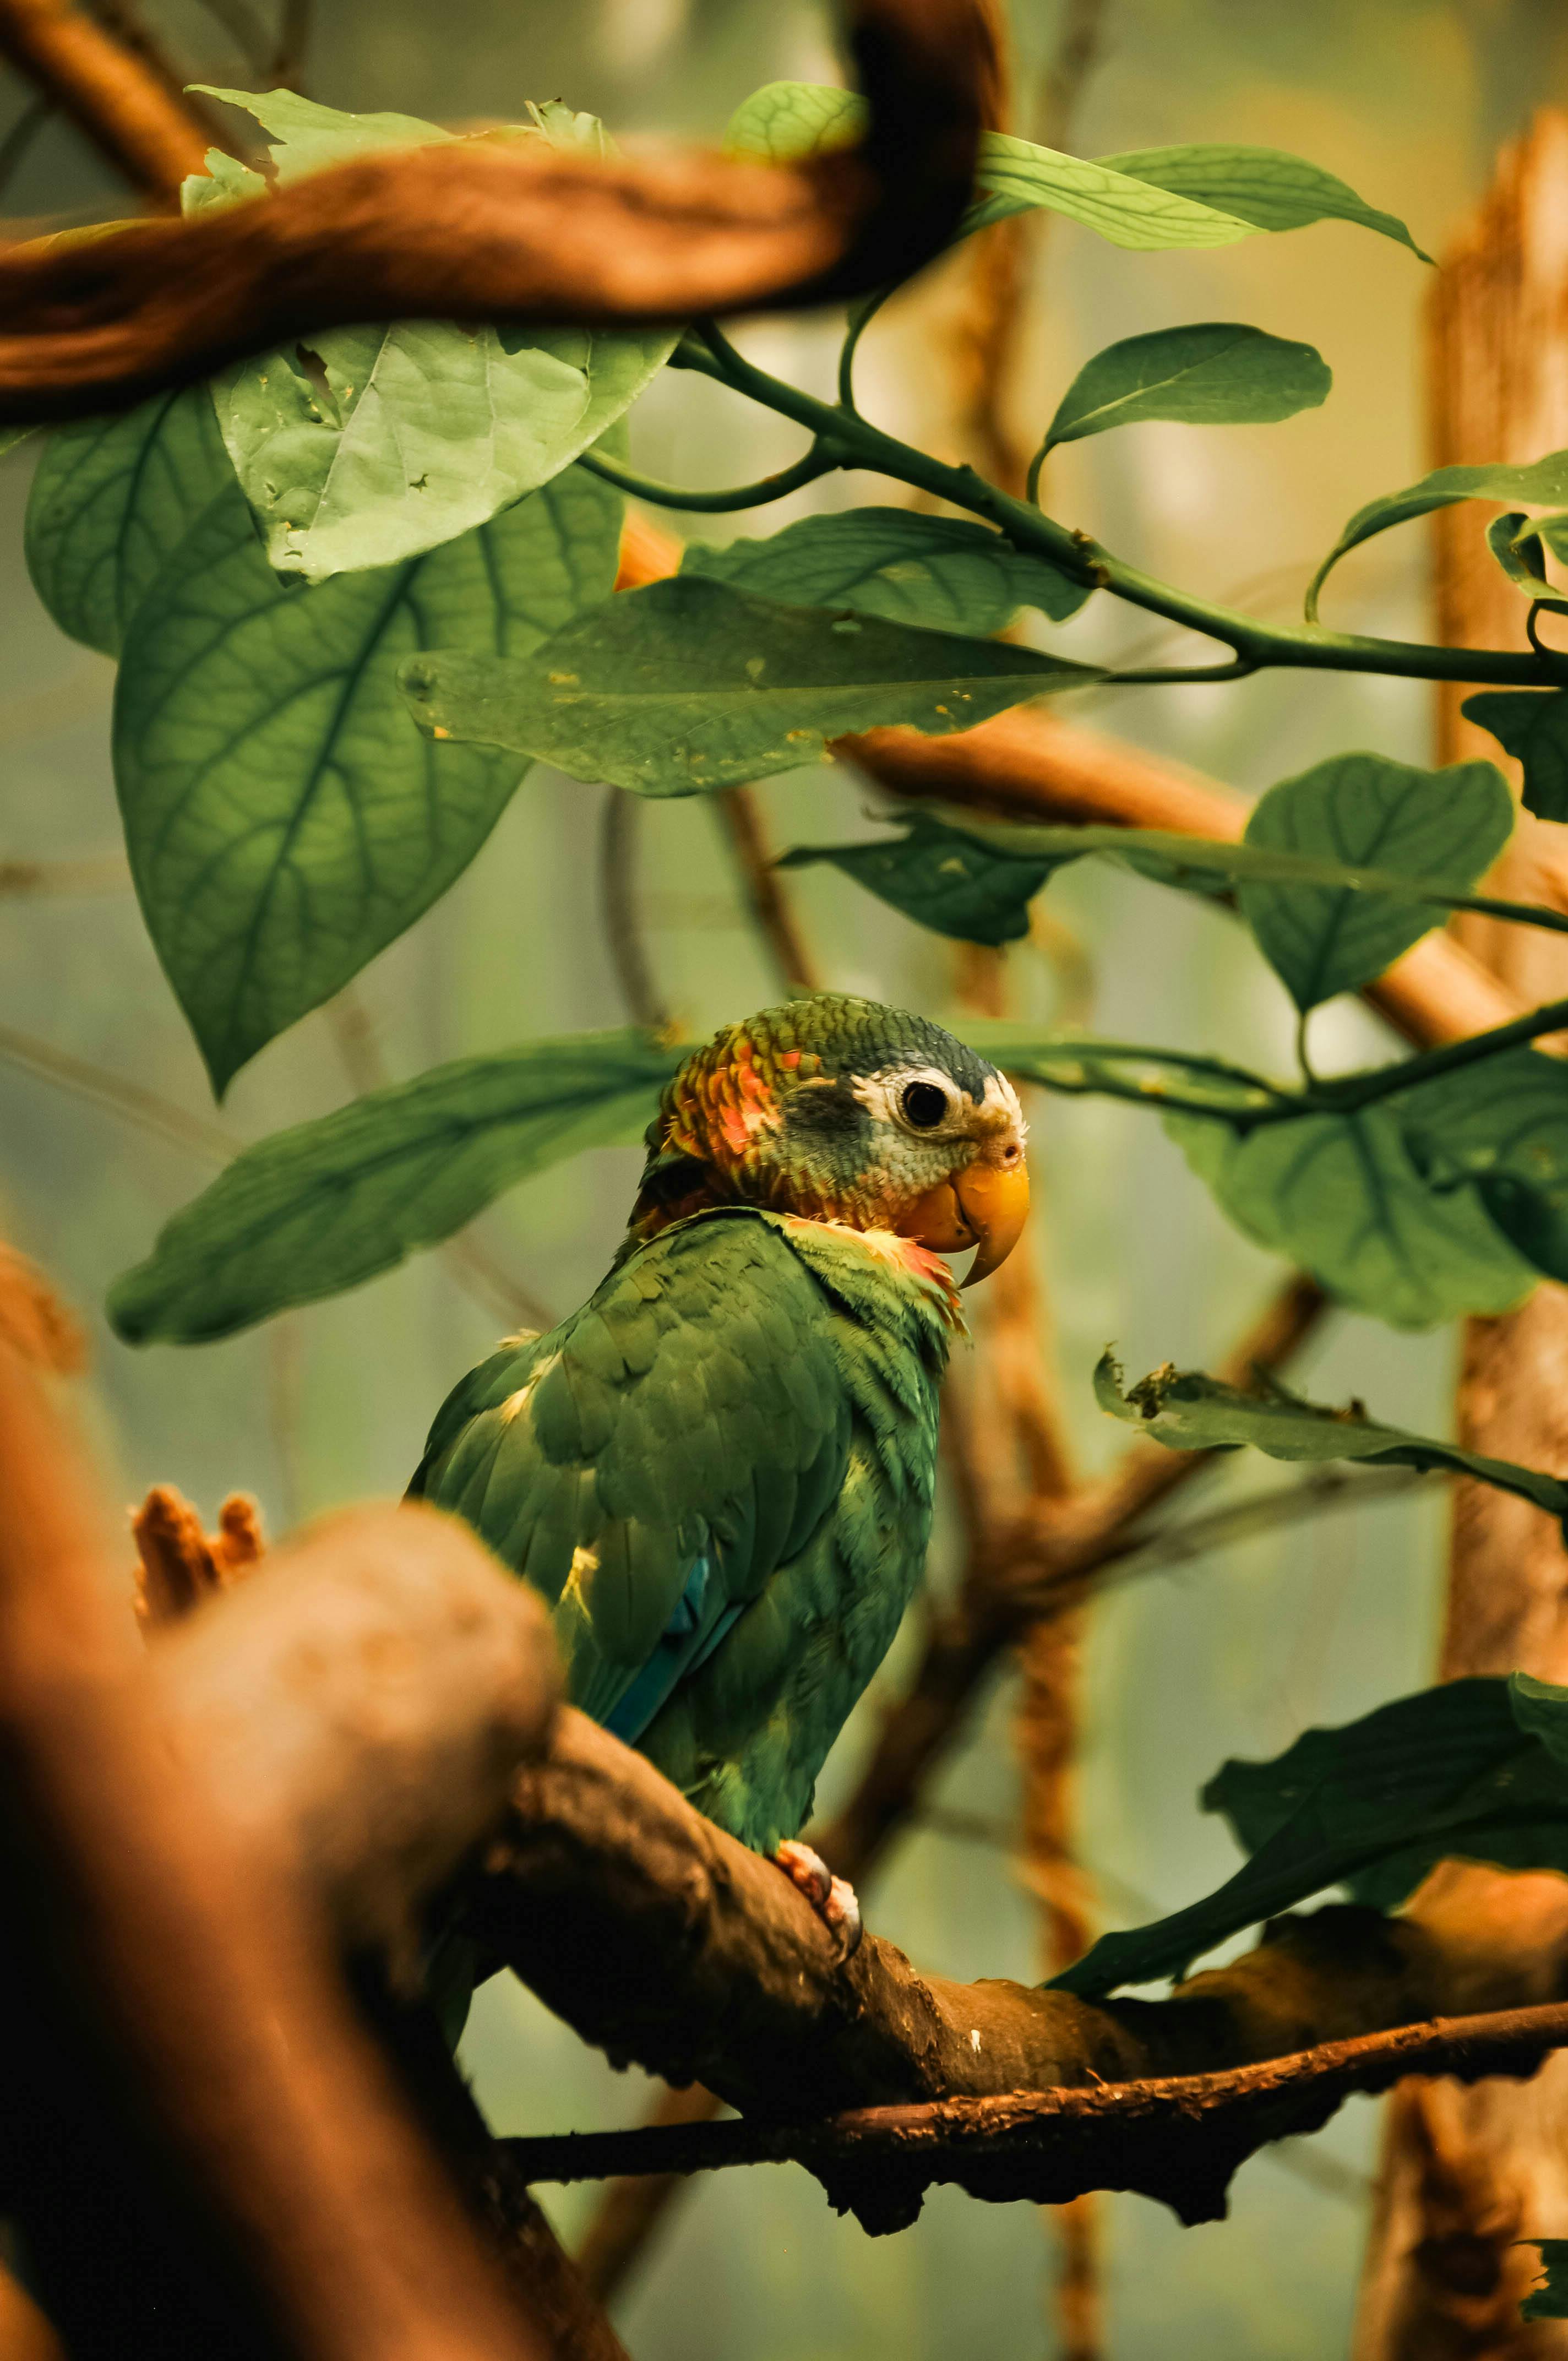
[0,1336,560,2356]
[0,0,992,413]
[0,0,208,200]
[473,1703,1568,2233]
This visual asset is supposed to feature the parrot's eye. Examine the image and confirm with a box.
[900,1079,952,1130]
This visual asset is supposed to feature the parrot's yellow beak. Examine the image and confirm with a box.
[897,1150,1030,1287]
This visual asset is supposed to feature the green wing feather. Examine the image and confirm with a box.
[410,1208,853,1727]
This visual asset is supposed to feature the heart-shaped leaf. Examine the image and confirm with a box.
[1238,752,1513,1011]
[115,460,623,1092]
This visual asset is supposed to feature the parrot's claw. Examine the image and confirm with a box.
[771,1840,863,1957]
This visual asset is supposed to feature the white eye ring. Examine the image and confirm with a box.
[893,1069,959,1133]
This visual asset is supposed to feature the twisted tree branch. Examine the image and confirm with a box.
[0,0,993,415]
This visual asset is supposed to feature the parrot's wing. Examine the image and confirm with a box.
[409,1210,853,1728]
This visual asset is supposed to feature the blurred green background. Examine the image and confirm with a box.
[1,1,1561,2349]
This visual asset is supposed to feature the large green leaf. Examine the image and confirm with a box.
[1167,1102,1532,1329]
[1308,449,1568,619]
[188,88,673,583]
[108,1031,680,1344]
[398,578,1101,797]
[25,387,233,656]
[1400,1048,1568,1283]
[780,810,1063,946]
[115,461,623,1094]
[1097,144,1431,260]
[1238,753,1513,1011]
[678,508,1089,630]
[1054,1678,1568,1997]
[1043,323,1330,452]
[1463,689,1568,823]
[1093,1350,1568,1524]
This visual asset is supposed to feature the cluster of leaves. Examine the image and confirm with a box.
[20,76,1568,1364]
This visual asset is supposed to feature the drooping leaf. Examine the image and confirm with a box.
[1043,322,1330,452]
[722,80,865,160]
[1308,448,1568,619]
[679,508,1090,630]
[780,812,1063,945]
[1400,1047,1568,1283]
[1463,689,1568,823]
[1238,753,1513,1011]
[1167,1102,1533,1329]
[1097,143,1431,260]
[1054,1678,1568,1997]
[1093,1350,1568,1524]
[25,387,233,656]
[187,88,674,582]
[1484,510,1568,607]
[398,578,1102,797]
[1522,2245,1568,2324]
[115,460,624,1094]
[108,1031,680,1344]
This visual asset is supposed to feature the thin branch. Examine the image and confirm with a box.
[0,0,209,201]
[500,1999,1568,2228]
[0,0,994,412]
[599,788,668,1032]
[711,788,821,994]
[0,1017,238,1161]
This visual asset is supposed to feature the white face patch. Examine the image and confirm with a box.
[852,1064,1027,1146]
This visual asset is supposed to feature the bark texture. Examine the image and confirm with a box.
[1353,107,1568,2361]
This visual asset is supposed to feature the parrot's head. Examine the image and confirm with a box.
[630,993,1029,1286]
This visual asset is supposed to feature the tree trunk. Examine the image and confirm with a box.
[1353,108,1568,2361]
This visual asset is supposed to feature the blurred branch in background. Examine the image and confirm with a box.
[0,0,208,202]
[1355,110,1568,2361]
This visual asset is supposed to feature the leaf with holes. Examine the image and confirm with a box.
[1043,323,1330,452]
[1238,753,1513,1010]
[1463,689,1568,823]
[189,88,674,582]
[113,459,623,1094]
[1055,1677,1568,1996]
[1308,448,1568,618]
[679,508,1089,630]
[108,1030,681,1343]
[1167,1102,1532,1329]
[1093,1349,1568,1523]
[399,578,1102,797]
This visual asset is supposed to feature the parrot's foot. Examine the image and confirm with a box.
[771,1840,863,1957]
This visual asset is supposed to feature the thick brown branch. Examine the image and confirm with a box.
[472,1704,1568,2233]
[0,1336,562,2357]
[0,0,208,200]
[0,0,992,415]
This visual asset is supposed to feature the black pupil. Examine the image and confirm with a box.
[902,1081,949,1129]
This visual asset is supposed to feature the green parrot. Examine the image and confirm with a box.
[409,992,1029,1945]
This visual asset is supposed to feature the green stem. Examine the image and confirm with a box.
[1312,993,1568,1112]
[577,441,841,515]
[685,324,1568,691]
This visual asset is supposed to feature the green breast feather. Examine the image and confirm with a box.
[410,1205,952,1850]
